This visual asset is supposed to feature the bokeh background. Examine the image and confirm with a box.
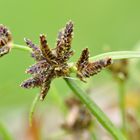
[1,0,140,140]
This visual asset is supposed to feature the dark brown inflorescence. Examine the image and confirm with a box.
[21,21,112,100]
[21,21,74,100]
[0,25,12,57]
[76,48,112,82]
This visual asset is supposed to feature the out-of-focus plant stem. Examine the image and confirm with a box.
[29,93,40,126]
[0,122,13,140]
[51,83,68,115]
[118,80,126,134]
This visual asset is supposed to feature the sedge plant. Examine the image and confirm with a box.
[1,21,140,140]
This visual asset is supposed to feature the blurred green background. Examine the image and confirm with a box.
[0,0,140,134]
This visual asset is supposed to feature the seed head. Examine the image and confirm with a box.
[76,48,112,82]
[21,21,113,100]
[0,25,12,57]
[56,21,74,63]
[21,21,74,100]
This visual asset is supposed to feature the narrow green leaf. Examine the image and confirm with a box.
[65,78,126,140]
[90,51,140,61]
[118,81,126,134]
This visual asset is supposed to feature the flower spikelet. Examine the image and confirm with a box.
[21,21,112,100]
[76,48,112,82]
[0,25,12,57]
[21,21,74,100]
[56,21,74,63]
[39,34,56,64]
[24,38,43,61]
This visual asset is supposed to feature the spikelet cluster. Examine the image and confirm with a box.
[21,21,74,100]
[21,21,112,100]
[0,25,12,57]
[76,48,112,82]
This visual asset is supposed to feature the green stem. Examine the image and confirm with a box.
[118,80,126,134]
[90,51,140,61]
[89,124,97,140]
[29,93,40,126]
[13,44,39,126]
[91,132,97,140]
[65,78,126,140]
[13,44,32,52]
[0,122,13,140]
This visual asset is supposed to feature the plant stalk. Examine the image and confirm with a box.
[13,44,32,52]
[29,93,40,126]
[0,122,13,140]
[118,80,126,134]
[65,78,126,140]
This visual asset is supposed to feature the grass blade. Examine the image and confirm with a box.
[65,78,126,140]
[90,51,140,61]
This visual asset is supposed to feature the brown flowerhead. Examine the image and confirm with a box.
[21,21,74,100]
[0,24,12,57]
[76,48,112,82]
[21,21,112,100]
